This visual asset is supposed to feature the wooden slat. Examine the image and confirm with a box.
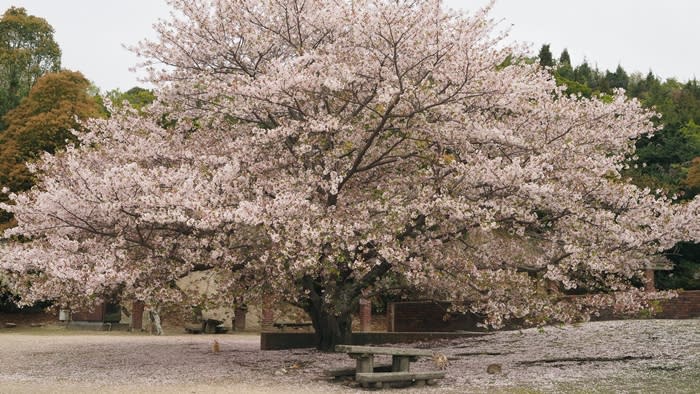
[355,371,446,383]
[334,345,433,357]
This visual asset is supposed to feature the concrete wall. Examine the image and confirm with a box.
[176,271,235,326]
[176,272,309,331]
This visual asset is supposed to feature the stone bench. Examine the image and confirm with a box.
[356,371,446,388]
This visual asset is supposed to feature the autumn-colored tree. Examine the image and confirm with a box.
[0,7,61,127]
[685,157,700,195]
[1,0,699,350]
[0,70,102,230]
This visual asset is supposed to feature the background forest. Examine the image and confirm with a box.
[0,7,697,312]
[537,44,700,290]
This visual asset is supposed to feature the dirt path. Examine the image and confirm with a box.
[1,319,698,393]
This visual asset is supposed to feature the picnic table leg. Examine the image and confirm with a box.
[391,355,410,372]
[355,355,374,373]
[354,355,375,388]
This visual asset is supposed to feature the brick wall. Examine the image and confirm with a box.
[71,303,106,322]
[656,290,700,319]
[388,301,484,332]
[389,291,700,332]
[589,290,700,321]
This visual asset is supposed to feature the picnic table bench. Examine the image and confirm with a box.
[334,345,446,388]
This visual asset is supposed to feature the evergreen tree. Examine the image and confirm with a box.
[556,48,575,80]
[559,48,571,66]
[574,61,594,86]
[606,65,629,90]
[538,44,554,68]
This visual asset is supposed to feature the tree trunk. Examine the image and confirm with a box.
[298,255,393,351]
[148,307,163,335]
[299,274,357,351]
[305,304,353,351]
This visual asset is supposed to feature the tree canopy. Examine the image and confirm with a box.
[538,44,554,68]
[100,86,156,115]
[0,70,102,230]
[1,0,699,350]
[0,7,61,127]
[539,45,700,290]
[542,45,700,198]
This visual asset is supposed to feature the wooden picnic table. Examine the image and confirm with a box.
[334,345,445,388]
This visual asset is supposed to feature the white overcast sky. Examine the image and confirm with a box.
[3,0,698,91]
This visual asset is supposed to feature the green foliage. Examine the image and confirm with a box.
[0,7,61,128]
[637,299,663,318]
[574,61,594,85]
[556,76,592,97]
[545,50,700,198]
[684,157,700,197]
[542,46,700,290]
[538,44,554,68]
[101,86,156,114]
[656,260,700,290]
[605,65,629,90]
[656,243,700,290]
[559,49,571,66]
[680,119,700,150]
[0,70,103,231]
[0,291,52,313]
[631,128,695,196]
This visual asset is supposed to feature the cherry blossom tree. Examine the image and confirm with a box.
[1,0,699,350]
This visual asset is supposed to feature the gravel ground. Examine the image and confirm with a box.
[0,319,698,393]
